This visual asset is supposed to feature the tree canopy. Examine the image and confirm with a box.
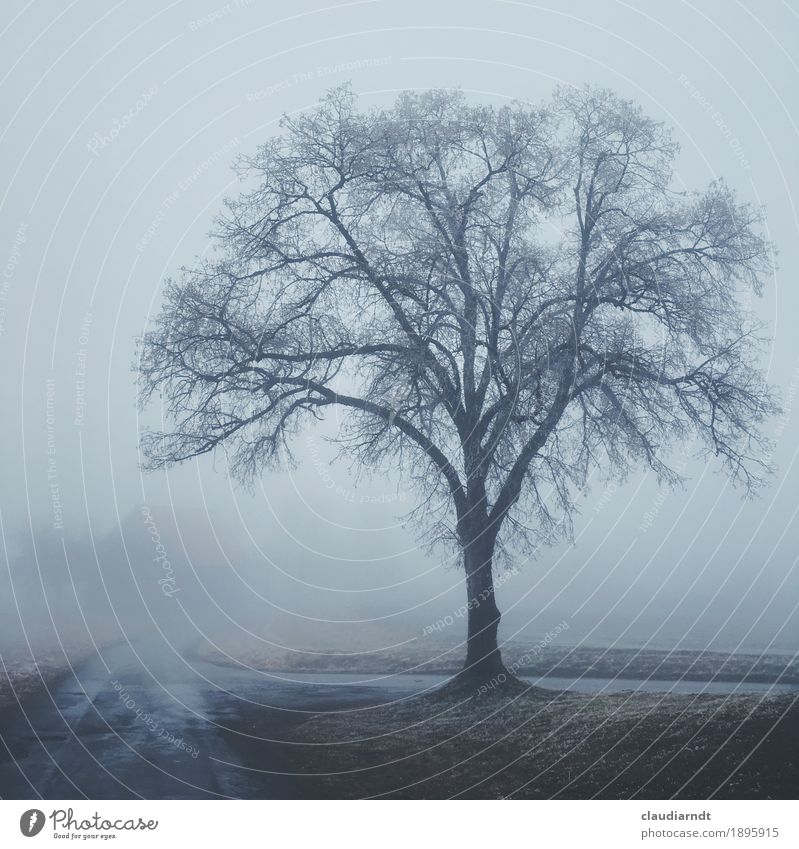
[139,84,775,560]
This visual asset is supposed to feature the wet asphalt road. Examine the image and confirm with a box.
[0,640,424,800]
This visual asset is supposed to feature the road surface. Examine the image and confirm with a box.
[0,640,430,799]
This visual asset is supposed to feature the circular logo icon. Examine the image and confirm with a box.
[19,809,45,837]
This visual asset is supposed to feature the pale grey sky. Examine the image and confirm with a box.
[1,0,797,656]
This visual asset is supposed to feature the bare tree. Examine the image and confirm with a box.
[139,85,775,686]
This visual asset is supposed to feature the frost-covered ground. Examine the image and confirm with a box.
[282,686,797,799]
[0,643,100,709]
[199,635,799,685]
[198,634,797,798]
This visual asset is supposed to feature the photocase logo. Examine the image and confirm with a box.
[19,809,45,837]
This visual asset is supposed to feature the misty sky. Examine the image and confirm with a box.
[1,0,797,658]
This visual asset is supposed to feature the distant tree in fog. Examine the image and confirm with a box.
[139,85,775,686]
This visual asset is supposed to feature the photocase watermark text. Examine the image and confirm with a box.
[111,679,198,757]
[187,0,253,30]
[46,378,63,530]
[678,74,750,171]
[86,86,158,156]
[422,566,520,636]
[245,57,392,103]
[140,506,179,596]
[0,221,26,337]
[475,620,570,696]
[74,312,92,427]
[136,138,240,252]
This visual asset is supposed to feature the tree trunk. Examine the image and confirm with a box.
[457,535,510,686]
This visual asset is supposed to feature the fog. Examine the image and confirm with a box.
[1,0,797,671]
